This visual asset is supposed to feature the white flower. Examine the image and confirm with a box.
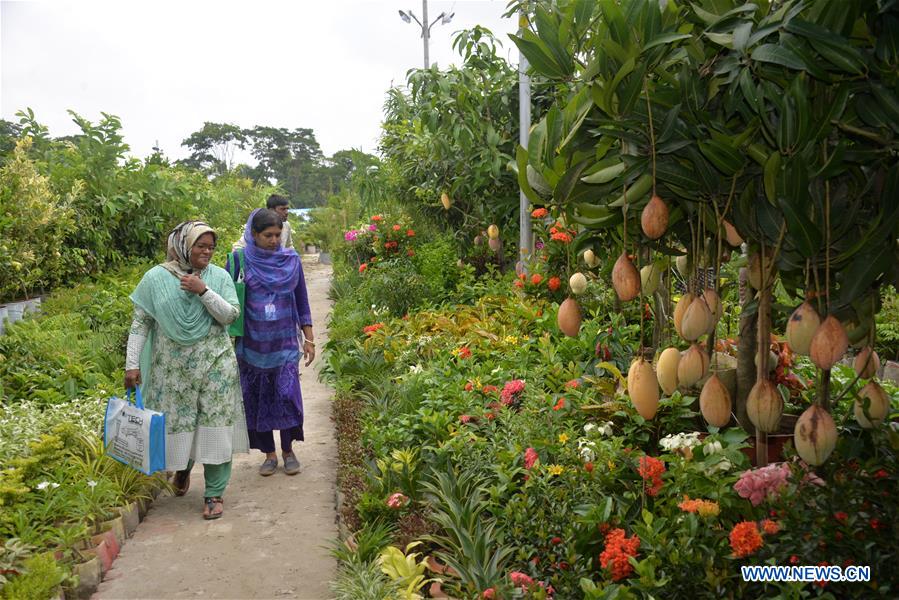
[578,439,597,463]
[583,423,597,433]
[408,364,423,374]
[36,481,51,490]
[704,440,723,455]
[598,421,614,437]
[660,432,702,452]
[87,480,98,489]
[705,458,733,476]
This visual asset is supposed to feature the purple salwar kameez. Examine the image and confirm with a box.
[227,211,312,451]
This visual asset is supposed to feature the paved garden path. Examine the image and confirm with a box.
[95,257,337,600]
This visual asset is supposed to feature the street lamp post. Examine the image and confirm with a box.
[398,1,454,69]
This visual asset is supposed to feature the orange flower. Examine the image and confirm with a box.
[393,224,401,231]
[531,273,543,285]
[729,521,763,557]
[371,215,383,222]
[358,263,368,273]
[514,280,524,289]
[531,207,548,219]
[406,229,415,237]
[548,276,561,292]
[678,496,720,517]
[551,231,572,243]
[761,519,780,535]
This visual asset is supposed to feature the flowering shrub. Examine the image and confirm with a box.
[599,528,640,581]
[733,463,790,506]
[343,214,416,266]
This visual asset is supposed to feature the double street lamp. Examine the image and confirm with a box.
[398,1,454,69]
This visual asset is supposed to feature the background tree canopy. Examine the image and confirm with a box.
[180,122,376,207]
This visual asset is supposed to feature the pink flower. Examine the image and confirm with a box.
[500,379,526,405]
[460,415,472,424]
[386,492,409,509]
[481,589,495,599]
[734,463,790,506]
[509,571,534,589]
[368,224,377,232]
[524,447,538,470]
[344,230,359,241]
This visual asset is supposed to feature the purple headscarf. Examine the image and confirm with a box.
[242,209,301,293]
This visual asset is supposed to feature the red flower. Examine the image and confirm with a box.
[636,456,665,496]
[565,379,579,389]
[599,528,640,581]
[406,229,415,237]
[481,589,495,599]
[550,231,572,243]
[518,273,527,281]
[531,273,543,285]
[485,412,496,420]
[362,323,384,335]
[870,518,882,530]
[392,224,401,231]
[874,469,889,479]
[481,385,498,394]
[460,415,472,424]
[464,381,474,392]
[524,447,538,469]
[729,521,763,558]
[789,555,799,564]
[500,379,526,405]
[548,276,561,292]
[514,280,524,289]
[834,511,848,523]
[584,462,594,474]
[407,249,415,257]
[359,263,368,273]
[552,397,566,411]
[551,536,563,545]
[371,215,383,222]
[458,347,472,359]
[531,207,548,218]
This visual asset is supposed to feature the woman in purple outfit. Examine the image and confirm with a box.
[227,208,315,476]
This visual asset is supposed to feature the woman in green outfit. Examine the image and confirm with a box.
[123,221,249,520]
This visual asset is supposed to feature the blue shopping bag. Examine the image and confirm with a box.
[104,387,166,475]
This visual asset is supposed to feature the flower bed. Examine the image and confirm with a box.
[325,232,898,598]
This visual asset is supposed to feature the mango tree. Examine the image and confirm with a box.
[511,0,899,464]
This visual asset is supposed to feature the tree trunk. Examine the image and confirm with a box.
[736,266,757,434]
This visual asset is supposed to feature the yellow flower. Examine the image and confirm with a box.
[697,501,721,518]
[547,464,564,476]
[504,335,519,345]
[558,433,569,444]
[607,459,615,473]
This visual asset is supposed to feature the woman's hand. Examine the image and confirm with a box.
[302,340,316,367]
[180,274,207,295]
[124,369,142,389]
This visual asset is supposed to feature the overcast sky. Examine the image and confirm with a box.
[1,0,519,163]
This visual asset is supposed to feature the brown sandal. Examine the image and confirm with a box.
[203,497,224,520]
[173,469,191,496]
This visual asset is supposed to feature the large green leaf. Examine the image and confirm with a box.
[764,151,781,203]
[555,158,593,204]
[778,195,820,258]
[750,44,808,71]
[838,243,895,306]
[509,32,566,79]
[698,139,745,175]
[516,145,543,205]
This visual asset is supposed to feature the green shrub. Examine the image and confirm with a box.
[0,552,66,600]
[413,235,462,303]
[356,260,429,318]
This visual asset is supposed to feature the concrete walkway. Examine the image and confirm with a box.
[95,257,337,600]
